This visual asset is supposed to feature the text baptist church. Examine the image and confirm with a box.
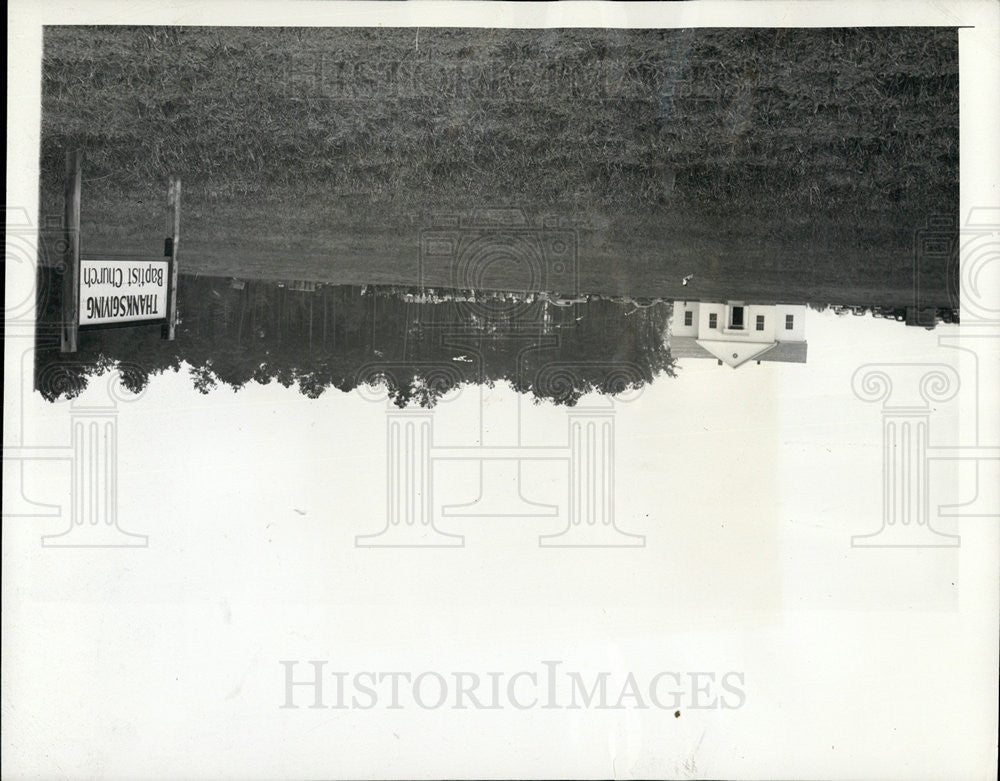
[668,300,807,368]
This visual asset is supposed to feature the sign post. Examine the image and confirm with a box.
[57,152,180,348]
[60,150,82,353]
[163,177,181,340]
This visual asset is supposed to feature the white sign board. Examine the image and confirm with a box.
[79,259,170,326]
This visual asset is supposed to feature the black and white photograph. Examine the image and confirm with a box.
[3,1,999,778]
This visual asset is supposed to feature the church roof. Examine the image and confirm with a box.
[669,336,808,367]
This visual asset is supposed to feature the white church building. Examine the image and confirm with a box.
[668,301,808,368]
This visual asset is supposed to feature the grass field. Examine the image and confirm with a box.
[39,27,958,305]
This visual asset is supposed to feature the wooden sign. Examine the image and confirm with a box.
[59,150,180,351]
[79,259,170,328]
